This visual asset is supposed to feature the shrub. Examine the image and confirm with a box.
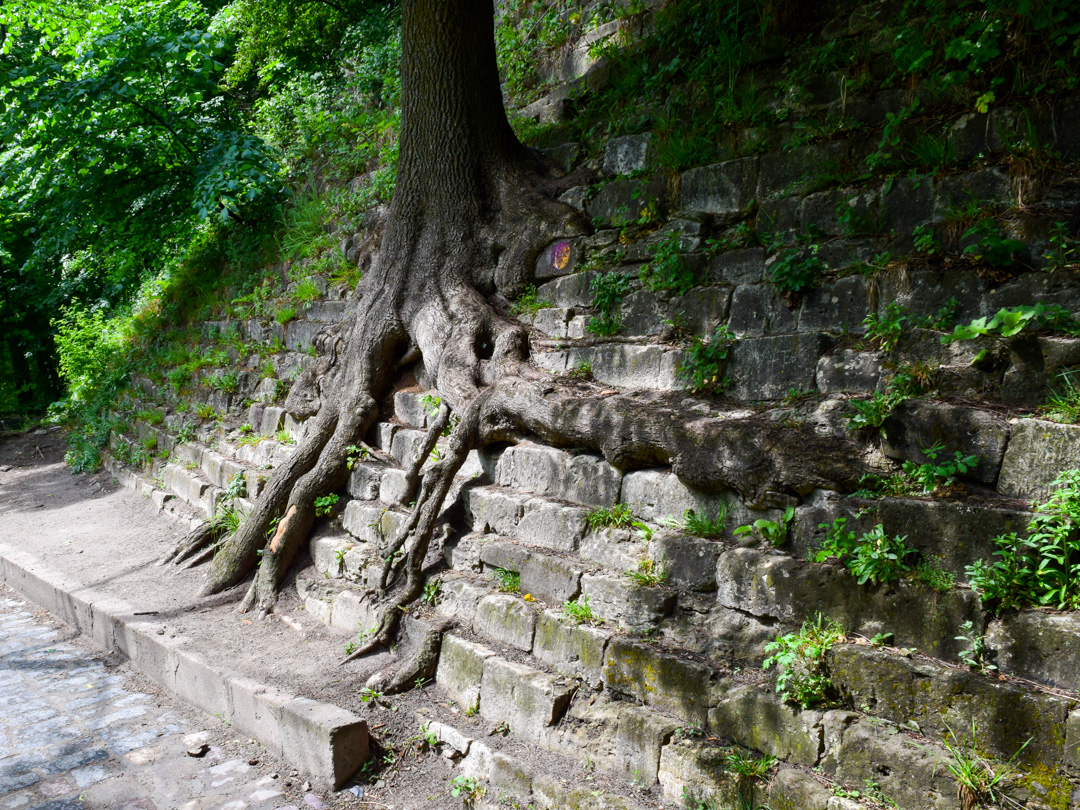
[639,232,695,294]
[676,326,735,394]
[769,247,825,296]
[763,614,844,708]
[587,272,632,336]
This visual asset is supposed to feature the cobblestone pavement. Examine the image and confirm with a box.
[0,593,337,810]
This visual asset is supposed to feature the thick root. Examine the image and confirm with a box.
[159,521,214,566]
[363,618,453,694]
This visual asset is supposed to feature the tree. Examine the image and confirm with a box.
[180,0,865,691]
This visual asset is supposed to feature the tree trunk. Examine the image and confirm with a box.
[197,0,868,688]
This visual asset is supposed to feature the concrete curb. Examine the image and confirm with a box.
[0,542,368,790]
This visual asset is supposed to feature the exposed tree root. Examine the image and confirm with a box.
[159,521,214,566]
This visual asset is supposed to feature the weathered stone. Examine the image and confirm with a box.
[877,497,1028,573]
[716,547,980,658]
[602,638,711,724]
[727,284,798,337]
[378,467,409,504]
[880,174,936,241]
[540,142,581,173]
[535,344,683,391]
[474,594,536,652]
[579,527,645,572]
[393,391,431,429]
[709,685,823,766]
[479,657,575,740]
[669,286,732,338]
[341,501,404,545]
[680,157,758,218]
[533,610,610,688]
[881,400,1009,485]
[478,540,531,575]
[517,498,588,552]
[827,719,954,810]
[726,333,828,401]
[767,766,834,810]
[604,133,652,176]
[797,276,870,333]
[536,270,595,308]
[612,706,677,783]
[986,611,1080,692]
[435,635,495,712]
[581,573,674,630]
[649,532,723,592]
[935,166,1013,214]
[284,319,323,353]
[658,741,741,806]
[259,406,286,436]
[876,268,985,325]
[519,552,583,606]
[495,443,623,508]
[815,350,883,394]
[587,177,667,227]
[706,247,766,285]
[436,577,490,624]
[998,418,1080,501]
[619,469,730,524]
[532,306,575,338]
[462,486,528,535]
[829,644,1070,766]
[330,590,378,636]
[489,750,533,797]
[620,288,669,337]
[535,239,582,281]
[389,427,427,468]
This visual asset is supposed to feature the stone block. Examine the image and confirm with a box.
[727,284,798,337]
[479,657,575,740]
[284,319,323,353]
[495,443,623,508]
[620,288,669,337]
[393,391,431,429]
[881,400,1009,485]
[578,527,643,572]
[619,469,730,524]
[604,133,652,176]
[827,719,954,810]
[341,502,404,545]
[671,286,732,338]
[877,269,985,325]
[436,577,490,624]
[532,306,575,337]
[658,741,740,805]
[827,644,1069,767]
[475,594,536,652]
[602,638,711,724]
[998,418,1080,501]
[517,498,588,552]
[490,750,533,797]
[478,539,531,575]
[726,333,828,401]
[378,467,409,504]
[767,766,834,810]
[533,610,610,688]
[587,177,667,226]
[462,487,528,535]
[369,422,397,452]
[346,462,384,500]
[278,697,370,789]
[881,174,936,239]
[330,590,378,636]
[519,552,583,605]
[613,706,677,783]
[649,532,722,592]
[709,685,822,766]
[797,276,870,333]
[389,427,427,468]
[756,196,801,242]
[935,166,1013,214]
[716,547,980,658]
[680,157,758,218]
[581,572,674,630]
[535,272,595,308]
[436,635,495,712]
[986,611,1080,692]
[706,248,766,285]
[877,497,1028,574]
[816,350,883,394]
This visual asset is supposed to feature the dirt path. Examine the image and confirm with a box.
[0,429,466,809]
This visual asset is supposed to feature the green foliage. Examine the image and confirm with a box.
[724,749,777,779]
[901,442,978,493]
[962,219,1024,268]
[587,272,632,336]
[913,223,939,255]
[563,595,597,625]
[845,367,927,431]
[939,722,1029,810]
[955,621,997,675]
[568,361,592,380]
[625,556,667,586]
[916,556,956,593]
[676,326,735,394]
[769,247,825,296]
[943,303,1080,344]
[763,614,844,708]
[346,444,370,470]
[274,306,297,325]
[1044,222,1080,271]
[448,774,485,804]
[863,303,907,352]
[490,566,520,594]
[510,284,552,318]
[586,503,635,531]
[665,505,730,538]
[815,521,916,586]
[735,506,794,548]
[639,232,695,294]
[968,470,1080,612]
[422,578,442,605]
[314,494,339,517]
